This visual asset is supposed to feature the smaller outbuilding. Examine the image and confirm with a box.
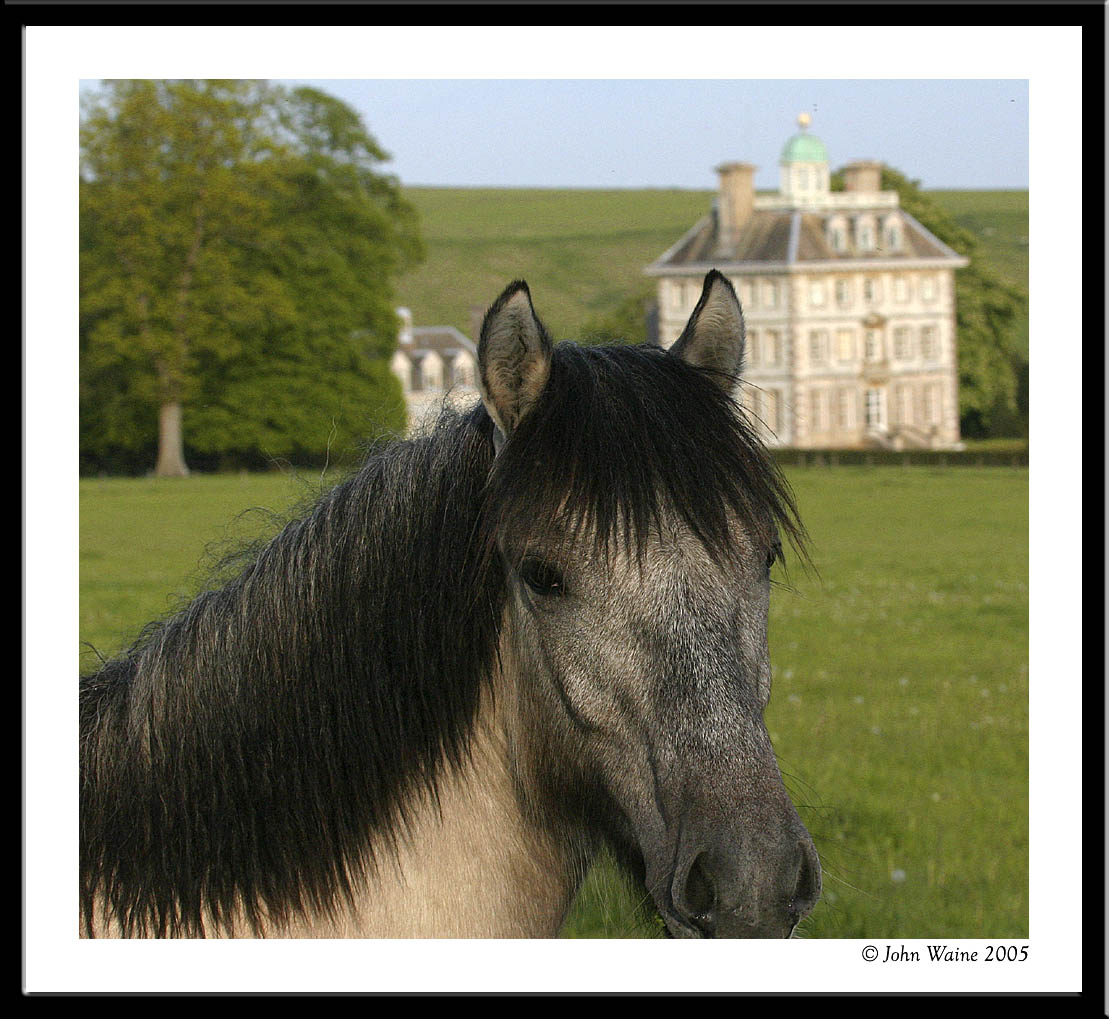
[390,308,480,433]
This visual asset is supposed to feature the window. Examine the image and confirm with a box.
[835,279,852,308]
[830,226,846,251]
[809,389,826,433]
[763,280,779,309]
[836,329,855,363]
[763,389,781,435]
[893,327,913,361]
[893,276,910,303]
[923,383,942,425]
[809,280,826,308]
[920,325,939,361]
[865,329,883,362]
[740,280,756,309]
[764,330,782,367]
[747,387,761,423]
[863,277,880,304]
[836,388,855,430]
[864,388,886,429]
[857,218,875,251]
[921,275,938,302]
[797,168,809,191]
[895,384,912,425]
[809,330,829,365]
[885,225,901,251]
[747,330,760,367]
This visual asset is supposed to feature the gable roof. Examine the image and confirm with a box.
[396,326,476,365]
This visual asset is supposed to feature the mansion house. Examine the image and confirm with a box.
[645,115,967,449]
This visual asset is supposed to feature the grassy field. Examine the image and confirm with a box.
[394,187,1028,343]
[394,187,714,340]
[79,465,1028,939]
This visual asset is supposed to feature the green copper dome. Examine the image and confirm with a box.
[780,131,828,164]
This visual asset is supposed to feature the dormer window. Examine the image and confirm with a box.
[826,215,848,252]
[883,215,903,251]
[856,217,876,251]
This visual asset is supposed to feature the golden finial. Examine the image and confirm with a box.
[797,112,812,130]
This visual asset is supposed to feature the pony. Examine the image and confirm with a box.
[80,270,820,938]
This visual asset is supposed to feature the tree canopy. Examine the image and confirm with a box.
[80,80,424,475]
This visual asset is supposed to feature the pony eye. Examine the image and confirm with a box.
[519,557,565,597]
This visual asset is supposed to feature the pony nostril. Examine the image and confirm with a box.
[678,852,717,935]
[790,841,821,919]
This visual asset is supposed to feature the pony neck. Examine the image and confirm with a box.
[284,680,584,939]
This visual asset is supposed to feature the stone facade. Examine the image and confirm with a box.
[645,117,967,449]
[390,308,479,433]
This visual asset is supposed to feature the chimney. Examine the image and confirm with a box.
[843,160,883,193]
[396,307,413,345]
[715,161,757,253]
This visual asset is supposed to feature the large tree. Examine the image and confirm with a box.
[80,81,423,475]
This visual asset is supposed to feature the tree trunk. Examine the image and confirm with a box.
[155,401,189,477]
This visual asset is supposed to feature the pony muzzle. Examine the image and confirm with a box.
[665,827,821,938]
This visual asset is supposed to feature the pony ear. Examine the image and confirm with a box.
[669,270,746,387]
[478,280,553,440]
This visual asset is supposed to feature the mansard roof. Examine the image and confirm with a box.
[645,206,968,275]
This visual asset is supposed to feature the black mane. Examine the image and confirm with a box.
[79,341,805,937]
[487,342,805,564]
[80,406,504,936]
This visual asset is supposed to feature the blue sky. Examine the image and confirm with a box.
[281,79,1029,191]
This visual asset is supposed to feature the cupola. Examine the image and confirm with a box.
[779,113,829,204]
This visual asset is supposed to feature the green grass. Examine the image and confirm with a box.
[79,466,1028,939]
[395,187,715,338]
[768,466,1028,938]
